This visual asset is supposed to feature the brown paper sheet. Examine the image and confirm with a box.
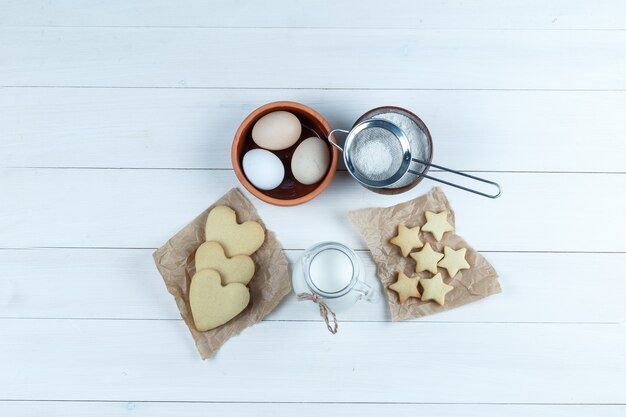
[348,187,501,321]
[153,188,291,359]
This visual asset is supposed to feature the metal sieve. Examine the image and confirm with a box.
[328,108,501,198]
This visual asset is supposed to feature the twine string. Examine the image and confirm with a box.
[297,293,338,334]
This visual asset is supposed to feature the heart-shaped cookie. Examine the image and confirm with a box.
[195,241,255,285]
[205,206,265,257]
[189,269,250,332]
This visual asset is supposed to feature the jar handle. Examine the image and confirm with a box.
[353,280,378,303]
[327,128,349,152]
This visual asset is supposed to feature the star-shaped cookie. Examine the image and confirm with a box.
[421,210,454,242]
[420,273,454,306]
[389,225,423,257]
[438,246,470,278]
[388,272,421,303]
[410,242,444,274]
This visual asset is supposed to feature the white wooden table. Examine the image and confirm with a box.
[1,1,625,415]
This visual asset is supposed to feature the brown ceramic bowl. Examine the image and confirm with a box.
[232,101,338,206]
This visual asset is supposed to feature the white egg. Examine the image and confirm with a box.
[242,149,285,190]
[291,137,331,185]
[251,111,302,150]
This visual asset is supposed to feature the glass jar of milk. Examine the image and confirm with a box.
[292,242,377,311]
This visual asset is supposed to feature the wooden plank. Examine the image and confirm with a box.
[1,0,625,30]
[0,319,623,403]
[0,249,624,323]
[3,88,625,172]
[2,28,625,89]
[1,169,624,252]
[1,401,624,417]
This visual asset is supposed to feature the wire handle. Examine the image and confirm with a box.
[409,159,501,199]
[327,128,349,152]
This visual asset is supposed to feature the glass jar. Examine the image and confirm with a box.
[292,241,377,311]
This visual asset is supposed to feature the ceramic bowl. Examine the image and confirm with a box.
[232,101,338,206]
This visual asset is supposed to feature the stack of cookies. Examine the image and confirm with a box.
[190,205,265,331]
[388,210,470,306]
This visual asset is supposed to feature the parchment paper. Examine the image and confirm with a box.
[348,187,501,321]
[153,188,291,359]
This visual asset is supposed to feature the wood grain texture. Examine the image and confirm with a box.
[1,402,624,417]
[2,28,626,89]
[1,0,625,29]
[1,169,624,251]
[3,88,625,172]
[2,1,626,414]
[0,319,624,403]
[0,249,624,323]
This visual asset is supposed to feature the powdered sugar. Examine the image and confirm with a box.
[371,111,429,188]
[347,110,430,188]
[349,126,405,181]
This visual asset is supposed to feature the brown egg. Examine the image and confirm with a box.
[251,111,302,150]
[291,137,330,185]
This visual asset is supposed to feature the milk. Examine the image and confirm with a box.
[308,248,354,294]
